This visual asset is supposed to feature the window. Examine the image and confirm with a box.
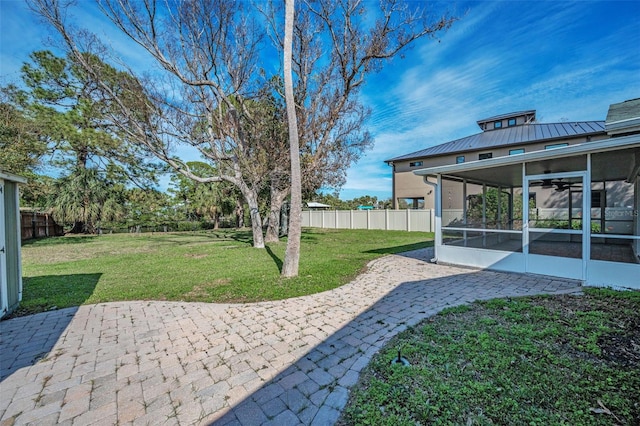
[493,121,502,129]
[456,156,465,164]
[478,152,493,160]
[591,191,605,208]
[509,148,525,155]
[409,161,423,167]
[545,143,569,150]
[508,118,517,127]
[398,197,424,209]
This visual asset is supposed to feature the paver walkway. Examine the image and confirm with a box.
[0,248,582,425]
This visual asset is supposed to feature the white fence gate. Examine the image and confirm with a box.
[301,209,434,232]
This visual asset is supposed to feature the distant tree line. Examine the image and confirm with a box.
[309,193,393,210]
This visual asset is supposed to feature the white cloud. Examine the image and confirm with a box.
[344,0,640,200]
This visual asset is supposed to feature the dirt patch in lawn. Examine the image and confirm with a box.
[183,279,232,300]
[598,314,640,367]
[535,291,640,367]
[184,253,209,259]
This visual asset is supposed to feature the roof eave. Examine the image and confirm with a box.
[606,117,640,135]
[412,134,640,177]
[0,171,28,184]
[476,109,536,124]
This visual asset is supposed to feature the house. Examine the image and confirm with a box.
[386,99,640,290]
[387,110,608,210]
[1,170,27,318]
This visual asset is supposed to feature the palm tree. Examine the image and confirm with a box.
[50,167,124,233]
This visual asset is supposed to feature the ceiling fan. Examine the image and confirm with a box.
[530,173,581,192]
[551,180,581,192]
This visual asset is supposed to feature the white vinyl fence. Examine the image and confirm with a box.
[302,209,434,232]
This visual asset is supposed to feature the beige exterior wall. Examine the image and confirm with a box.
[392,134,609,209]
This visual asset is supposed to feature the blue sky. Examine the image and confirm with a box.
[1,0,639,201]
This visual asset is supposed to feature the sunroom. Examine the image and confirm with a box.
[414,134,640,290]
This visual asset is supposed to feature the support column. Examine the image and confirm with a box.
[482,183,487,247]
[463,179,467,247]
[435,175,442,248]
[634,177,640,258]
[523,163,530,263]
[583,156,591,282]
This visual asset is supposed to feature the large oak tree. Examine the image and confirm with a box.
[29,0,455,273]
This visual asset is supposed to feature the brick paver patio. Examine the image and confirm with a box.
[0,248,582,425]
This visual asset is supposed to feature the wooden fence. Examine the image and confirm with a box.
[20,210,64,240]
[301,209,435,233]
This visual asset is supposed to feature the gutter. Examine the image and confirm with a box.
[422,176,438,264]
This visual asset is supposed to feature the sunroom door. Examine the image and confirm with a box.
[524,171,587,280]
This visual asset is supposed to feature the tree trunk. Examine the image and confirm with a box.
[248,207,265,248]
[265,185,289,243]
[242,189,265,249]
[281,0,302,277]
[235,199,244,228]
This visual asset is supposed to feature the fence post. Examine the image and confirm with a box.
[350,210,354,229]
[335,209,339,229]
[385,209,389,230]
[367,209,370,230]
[407,209,411,232]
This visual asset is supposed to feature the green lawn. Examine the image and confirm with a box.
[339,288,640,425]
[17,228,433,316]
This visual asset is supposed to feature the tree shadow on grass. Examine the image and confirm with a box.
[21,235,98,247]
[364,240,434,256]
[191,230,255,245]
[265,245,284,272]
[13,273,102,318]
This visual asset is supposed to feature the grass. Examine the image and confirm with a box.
[16,228,433,316]
[338,288,640,425]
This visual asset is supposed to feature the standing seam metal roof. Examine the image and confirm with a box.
[386,121,605,162]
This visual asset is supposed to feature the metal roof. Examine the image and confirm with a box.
[387,121,605,163]
[412,133,640,184]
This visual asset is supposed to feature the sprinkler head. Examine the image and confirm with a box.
[391,349,411,366]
